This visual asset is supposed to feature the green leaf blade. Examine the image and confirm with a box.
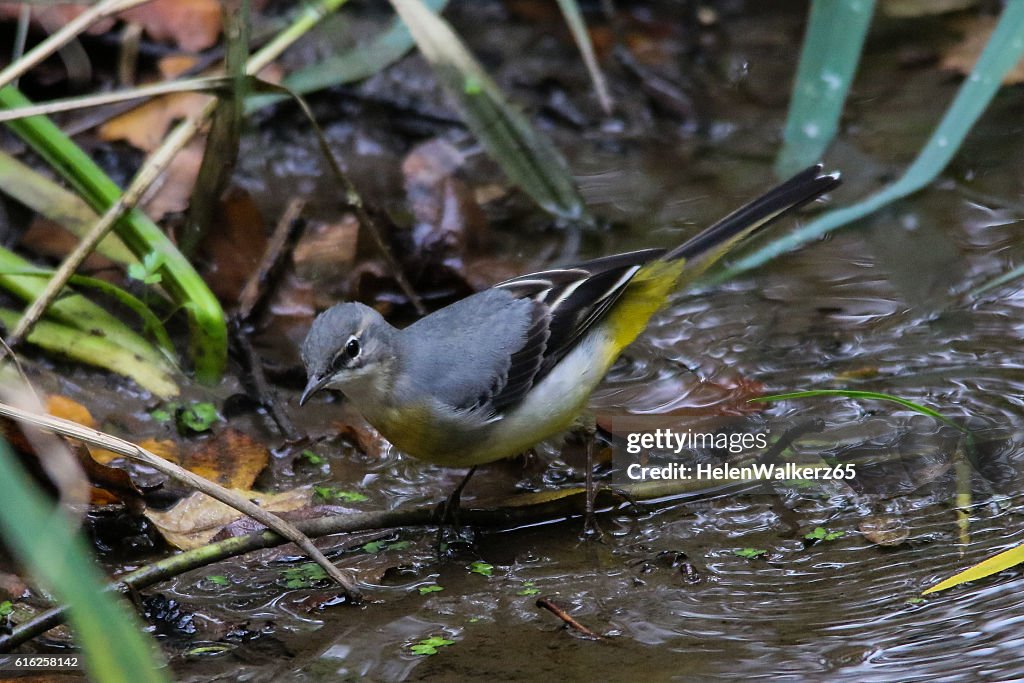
[388,0,588,222]
[775,0,876,177]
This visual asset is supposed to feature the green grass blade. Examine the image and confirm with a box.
[0,247,177,382]
[0,439,168,682]
[0,308,178,396]
[554,0,612,113]
[970,261,1024,297]
[775,0,875,177]
[752,389,968,433]
[0,149,136,264]
[245,0,449,111]
[0,267,174,358]
[724,0,1024,280]
[923,543,1024,595]
[389,0,589,221]
[0,85,227,383]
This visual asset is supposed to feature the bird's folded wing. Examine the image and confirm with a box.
[486,248,665,413]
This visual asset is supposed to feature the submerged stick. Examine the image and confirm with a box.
[536,598,603,639]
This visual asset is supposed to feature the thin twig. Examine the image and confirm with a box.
[282,88,427,315]
[0,0,155,92]
[536,598,604,639]
[0,401,358,596]
[0,76,237,123]
[230,319,299,440]
[232,199,306,439]
[237,197,306,322]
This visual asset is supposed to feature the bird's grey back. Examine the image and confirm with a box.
[395,288,534,412]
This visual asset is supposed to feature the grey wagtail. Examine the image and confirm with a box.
[299,165,839,509]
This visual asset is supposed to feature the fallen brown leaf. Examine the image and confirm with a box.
[45,395,121,464]
[99,92,211,151]
[19,217,119,277]
[177,427,270,490]
[145,487,311,549]
[0,1,222,52]
[0,398,145,508]
[941,15,1024,85]
[402,138,488,259]
[198,188,268,305]
[142,139,206,220]
[292,214,360,281]
[119,0,222,52]
[99,55,210,152]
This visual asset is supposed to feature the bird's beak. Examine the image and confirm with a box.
[299,374,331,406]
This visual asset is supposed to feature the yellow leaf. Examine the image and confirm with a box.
[923,543,1024,594]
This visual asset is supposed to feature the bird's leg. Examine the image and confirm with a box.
[579,417,603,541]
[436,465,477,552]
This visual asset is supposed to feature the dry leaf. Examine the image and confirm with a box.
[119,0,222,52]
[145,487,311,549]
[137,438,180,463]
[99,92,211,151]
[941,15,1024,85]
[0,1,222,52]
[45,395,122,464]
[142,139,205,220]
[19,218,119,277]
[198,188,268,305]
[177,428,270,490]
[292,214,360,280]
[99,54,209,151]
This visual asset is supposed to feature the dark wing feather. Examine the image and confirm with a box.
[487,249,662,413]
[476,165,839,416]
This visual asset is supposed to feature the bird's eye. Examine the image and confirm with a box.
[345,338,361,359]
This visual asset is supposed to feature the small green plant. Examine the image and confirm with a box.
[151,401,221,433]
[282,563,329,588]
[178,402,219,433]
[0,600,12,616]
[418,584,444,595]
[362,539,410,554]
[127,252,165,286]
[734,548,768,559]
[410,636,455,656]
[469,561,493,577]
[314,486,368,503]
[805,527,845,542]
[516,581,540,596]
[300,450,326,466]
[207,575,229,586]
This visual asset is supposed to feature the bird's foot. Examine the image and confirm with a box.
[578,511,605,543]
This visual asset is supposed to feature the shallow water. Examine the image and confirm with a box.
[53,2,1024,680]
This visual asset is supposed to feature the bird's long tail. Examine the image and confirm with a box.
[663,163,841,280]
[607,165,840,352]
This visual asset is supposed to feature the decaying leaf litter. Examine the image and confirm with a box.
[2,1,1024,680]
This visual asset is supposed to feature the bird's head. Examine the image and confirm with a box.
[299,302,397,405]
